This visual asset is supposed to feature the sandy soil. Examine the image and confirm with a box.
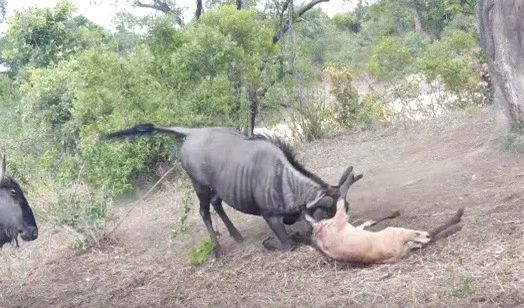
[1,106,523,308]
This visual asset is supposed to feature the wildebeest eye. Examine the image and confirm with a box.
[9,188,16,196]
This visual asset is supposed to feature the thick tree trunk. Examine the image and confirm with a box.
[408,0,424,33]
[247,88,258,137]
[477,0,524,131]
[196,0,203,19]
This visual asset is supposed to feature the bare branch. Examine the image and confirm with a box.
[272,0,329,44]
[133,0,185,25]
[257,70,294,97]
[297,0,329,16]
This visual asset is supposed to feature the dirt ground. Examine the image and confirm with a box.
[1,106,523,308]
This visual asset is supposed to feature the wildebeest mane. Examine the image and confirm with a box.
[250,133,330,188]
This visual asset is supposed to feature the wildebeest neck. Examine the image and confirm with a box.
[249,133,330,189]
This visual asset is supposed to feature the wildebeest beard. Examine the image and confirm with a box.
[0,228,19,248]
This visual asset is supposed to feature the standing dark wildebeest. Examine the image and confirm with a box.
[105,124,363,256]
[0,154,39,248]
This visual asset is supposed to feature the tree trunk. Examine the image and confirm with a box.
[408,0,424,33]
[247,88,258,137]
[196,0,203,20]
[477,0,524,131]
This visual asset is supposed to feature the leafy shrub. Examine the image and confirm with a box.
[287,87,336,142]
[368,36,413,81]
[47,190,114,250]
[417,29,488,108]
[325,66,389,129]
[188,239,216,265]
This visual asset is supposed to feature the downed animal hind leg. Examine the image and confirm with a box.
[210,196,244,243]
[262,216,295,252]
[193,184,222,258]
[354,210,401,230]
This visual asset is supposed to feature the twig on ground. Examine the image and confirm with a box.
[110,166,176,235]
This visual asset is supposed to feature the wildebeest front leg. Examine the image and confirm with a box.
[262,216,294,251]
[210,196,244,243]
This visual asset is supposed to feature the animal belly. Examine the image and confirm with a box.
[214,191,262,216]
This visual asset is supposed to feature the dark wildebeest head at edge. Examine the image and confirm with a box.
[0,154,38,248]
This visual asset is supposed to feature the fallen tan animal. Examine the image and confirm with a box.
[305,170,464,264]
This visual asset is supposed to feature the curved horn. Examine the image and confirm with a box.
[339,167,363,200]
[0,154,5,179]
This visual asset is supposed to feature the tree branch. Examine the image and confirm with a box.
[297,0,328,16]
[272,0,329,44]
[257,70,294,97]
[134,0,185,25]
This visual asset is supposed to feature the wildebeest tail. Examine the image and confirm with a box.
[104,123,193,140]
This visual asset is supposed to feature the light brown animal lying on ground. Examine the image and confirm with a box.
[305,169,464,264]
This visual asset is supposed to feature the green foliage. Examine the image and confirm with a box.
[325,66,389,129]
[287,88,335,142]
[47,190,114,250]
[1,0,110,71]
[368,36,413,81]
[417,28,487,108]
[188,239,217,265]
[169,180,193,240]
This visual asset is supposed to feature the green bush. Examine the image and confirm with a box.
[368,36,413,81]
[47,190,114,250]
[417,29,488,109]
[325,66,389,129]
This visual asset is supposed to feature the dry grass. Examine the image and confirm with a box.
[1,106,523,308]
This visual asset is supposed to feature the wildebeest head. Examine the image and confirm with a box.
[305,166,363,222]
[0,154,38,248]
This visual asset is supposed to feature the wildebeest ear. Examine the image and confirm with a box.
[306,192,334,209]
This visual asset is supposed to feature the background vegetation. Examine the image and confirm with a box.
[0,0,490,249]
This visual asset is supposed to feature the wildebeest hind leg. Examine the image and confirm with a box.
[194,186,222,257]
[211,197,244,243]
[262,216,294,251]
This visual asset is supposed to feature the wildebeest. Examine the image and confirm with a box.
[0,154,39,248]
[305,177,464,264]
[105,124,363,256]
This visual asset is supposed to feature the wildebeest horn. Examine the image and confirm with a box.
[339,166,363,199]
[0,154,5,179]
[306,192,333,209]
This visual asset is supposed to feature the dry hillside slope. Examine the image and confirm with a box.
[1,106,523,308]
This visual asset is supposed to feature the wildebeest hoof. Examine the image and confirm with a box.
[213,244,223,258]
[262,237,294,252]
[231,232,244,243]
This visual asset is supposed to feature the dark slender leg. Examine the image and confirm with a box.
[210,196,244,243]
[262,216,294,251]
[193,185,222,258]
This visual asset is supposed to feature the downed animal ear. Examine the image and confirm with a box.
[306,192,334,209]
